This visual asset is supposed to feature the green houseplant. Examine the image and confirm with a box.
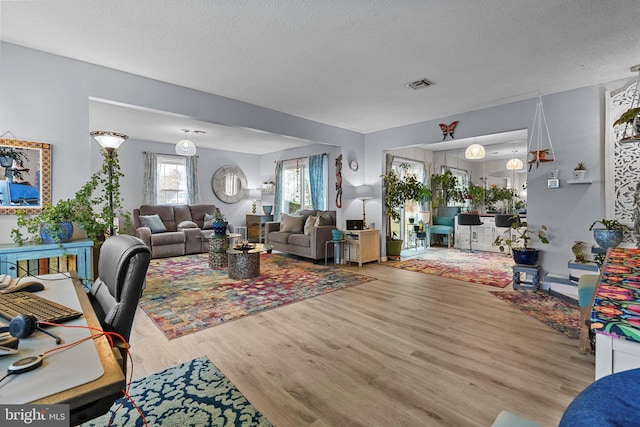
[429,169,457,207]
[494,220,549,265]
[381,163,431,258]
[11,149,128,246]
[211,211,228,236]
[589,219,631,250]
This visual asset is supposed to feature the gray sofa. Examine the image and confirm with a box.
[265,210,336,262]
[133,204,221,258]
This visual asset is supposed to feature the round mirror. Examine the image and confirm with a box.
[212,165,247,203]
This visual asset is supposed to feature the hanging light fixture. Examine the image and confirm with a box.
[465,143,485,159]
[175,129,196,156]
[506,158,524,170]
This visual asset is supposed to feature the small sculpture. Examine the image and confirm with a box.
[572,241,587,263]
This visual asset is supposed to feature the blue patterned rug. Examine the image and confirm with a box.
[82,357,272,426]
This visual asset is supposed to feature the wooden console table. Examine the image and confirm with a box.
[591,247,640,379]
[0,239,93,286]
[246,214,273,243]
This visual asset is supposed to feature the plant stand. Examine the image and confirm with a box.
[512,264,540,291]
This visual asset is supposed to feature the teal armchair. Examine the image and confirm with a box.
[430,206,460,247]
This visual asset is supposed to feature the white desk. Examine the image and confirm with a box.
[0,273,125,422]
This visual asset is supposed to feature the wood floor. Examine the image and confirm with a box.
[129,259,595,427]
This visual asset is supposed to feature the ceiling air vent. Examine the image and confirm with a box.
[406,78,434,90]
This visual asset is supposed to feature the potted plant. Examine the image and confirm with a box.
[331,227,343,241]
[211,211,228,236]
[430,169,457,207]
[494,220,549,265]
[573,162,587,180]
[0,147,26,168]
[381,163,431,259]
[589,219,631,249]
[11,149,129,246]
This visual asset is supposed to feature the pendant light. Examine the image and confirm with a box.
[175,129,196,156]
[465,143,485,160]
[506,158,524,170]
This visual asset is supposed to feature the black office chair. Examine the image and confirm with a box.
[458,213,482,253]
[494,214,521,254]
[88,235,151,373]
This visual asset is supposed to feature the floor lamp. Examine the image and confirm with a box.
[355,185,373,229]
[90,131,128,236]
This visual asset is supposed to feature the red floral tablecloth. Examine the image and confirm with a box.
[591,247,640,343]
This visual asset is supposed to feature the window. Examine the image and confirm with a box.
[279,157,327,214]
[156,155,188,204]
[282,159,311,214]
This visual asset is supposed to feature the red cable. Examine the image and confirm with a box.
[37,322,147,425]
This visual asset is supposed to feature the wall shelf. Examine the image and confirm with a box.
[567,179,593,184]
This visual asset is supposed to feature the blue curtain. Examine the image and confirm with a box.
[143,151,158,205]
[309,154,326,210]
[186,155,200,204]
[273,160,284,221]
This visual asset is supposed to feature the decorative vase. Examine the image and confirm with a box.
[262,205,273,215]
[593,229,623,249]
[39,221,74,244]
[212,221,228,236]
[512,248,541,266]
[331,229,343,241]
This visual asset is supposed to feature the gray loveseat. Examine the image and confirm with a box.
[265,210,336,262]
[133,204,221,258]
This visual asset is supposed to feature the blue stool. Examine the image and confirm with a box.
[512,264,540,291]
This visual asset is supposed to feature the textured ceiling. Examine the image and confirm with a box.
[2,0,640,151]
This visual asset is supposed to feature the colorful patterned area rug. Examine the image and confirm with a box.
[140,253,375,339]
[491,291,581,339]
[81,357,272,427]
[385,249,514,288]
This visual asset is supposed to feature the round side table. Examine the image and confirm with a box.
[228,249,261,279]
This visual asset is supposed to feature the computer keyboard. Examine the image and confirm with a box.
[0,292,83,323]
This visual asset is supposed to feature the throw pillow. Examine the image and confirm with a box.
[202,213,216,230]
[139,214,167,234]
[315,214,334,227]
[304,215,318,236]
[177,220,197,229]
[280,214,305,233]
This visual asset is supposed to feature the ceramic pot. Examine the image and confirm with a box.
[572,170,586,180]
[212,221,228,236]
[593,229,623,249]
[262,205,273,215]
[512,248,541,265]
[39,221,74,244]
[331,229,343,241]
[386,239,403,259]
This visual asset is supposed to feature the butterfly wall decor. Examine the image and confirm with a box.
[438,121,459,140]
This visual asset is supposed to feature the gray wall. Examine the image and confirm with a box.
[0,42,614,278]
[0,42,363,242]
